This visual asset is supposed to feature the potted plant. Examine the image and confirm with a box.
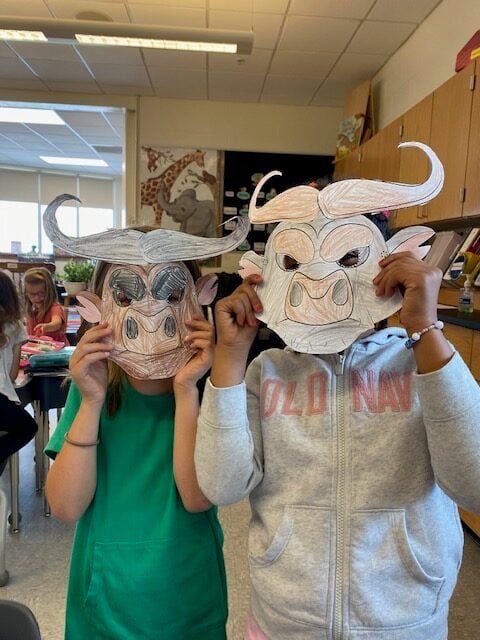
[60,260,95,297]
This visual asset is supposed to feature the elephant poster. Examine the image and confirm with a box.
[139,146,223,250]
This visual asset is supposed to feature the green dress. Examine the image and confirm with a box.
[46,382,227,640]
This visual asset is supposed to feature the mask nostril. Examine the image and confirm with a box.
[289,281,303,307]
[164,316,176,338]
[126,317,138,339]
[332,279,348,306]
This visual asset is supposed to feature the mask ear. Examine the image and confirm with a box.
[386,226,434,259]
[239,251,264,279]
[196,274,218,306]
[76,292,102,324]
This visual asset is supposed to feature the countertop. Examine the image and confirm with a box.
[437,308,480,331]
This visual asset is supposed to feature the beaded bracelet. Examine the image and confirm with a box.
[64,431,100,447]
[405,320,444,349]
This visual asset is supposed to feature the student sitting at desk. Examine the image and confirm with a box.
[24,267,68,345]
[0,271,37,476]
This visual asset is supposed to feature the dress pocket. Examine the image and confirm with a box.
[249,505,332,628]
[84,535,226,639]
[349,510,445,629]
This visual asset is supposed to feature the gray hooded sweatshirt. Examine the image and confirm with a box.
[195,328,480,640]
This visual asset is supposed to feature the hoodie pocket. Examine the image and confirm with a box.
[84,537,226,638]
[249,505,332,628]
[349,510,445,629]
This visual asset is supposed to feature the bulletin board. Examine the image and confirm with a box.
[222,150,334,253]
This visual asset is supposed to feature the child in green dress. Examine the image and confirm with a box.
[45,257,227,640]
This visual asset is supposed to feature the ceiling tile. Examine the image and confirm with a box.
[280,16,360,52]
[128,4,206,27]
[260,74,320,105]
[0,0,51,17]
[289,0,375,19]
[142,49,206,70]
[128,0,206,6]
[310,78,353,106]
[0,43,18,58]
[368,0,442,23]
[328,52,388,83]
[8,42,80,61]
[26,59,94,82]
[0,58,41,79]
[208,48,272,74]
[42,80,102,93]
[347,20,416,55]
[270,50,338,76]
[100,83,154,95]
[209,11,283,50]
[88,63,150,85]
[76,44,143,65]
[46,1,130,21]
[209,0,288,12]
[150,67,207,99]
[208,71,264,102]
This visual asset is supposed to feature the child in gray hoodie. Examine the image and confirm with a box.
[195,148,480,640]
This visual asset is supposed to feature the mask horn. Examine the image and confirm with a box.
[44,194,250,263]
[317,142,444,219]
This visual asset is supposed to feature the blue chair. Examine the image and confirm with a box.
[0,598,41,639]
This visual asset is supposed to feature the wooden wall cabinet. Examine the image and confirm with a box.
[393,94,433,228]
[425,61,475,223]
[463,59,480,218]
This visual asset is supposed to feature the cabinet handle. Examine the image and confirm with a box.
[398,124,404,137]
[459,187,466,202]
[469,74,476,91]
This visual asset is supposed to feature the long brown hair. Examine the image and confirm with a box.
[24,267,58,320]
[0,271,22,348]
[79,226,201,416]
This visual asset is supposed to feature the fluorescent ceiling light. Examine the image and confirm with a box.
[0,16,254,55]
[41,157,108,167]
[0,107,65,125]
[0,29,46,42]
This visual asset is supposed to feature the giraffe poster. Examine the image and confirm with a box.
[140,146,222,247]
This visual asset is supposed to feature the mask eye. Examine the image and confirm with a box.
[276,254,300,271]
[337,246,369,268]
[109,269,146,307]
[152,266,188,304]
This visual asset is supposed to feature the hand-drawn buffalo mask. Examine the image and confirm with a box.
[239,142,444,354]
[43,195,249,378]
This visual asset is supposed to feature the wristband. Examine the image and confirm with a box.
[64,431,99,447]
[405,320,444,349]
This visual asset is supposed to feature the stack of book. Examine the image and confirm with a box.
[440,228,480,286]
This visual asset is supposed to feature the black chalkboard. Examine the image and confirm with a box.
[222,150,334,252]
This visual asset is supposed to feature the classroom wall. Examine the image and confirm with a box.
[372,0,480,128]
[137,97,341,156]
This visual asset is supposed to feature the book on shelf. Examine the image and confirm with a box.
[424,229,467,274]
[442,228,480,285]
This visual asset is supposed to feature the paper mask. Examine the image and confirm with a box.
[43,195,249,378]
[239,142,443,354]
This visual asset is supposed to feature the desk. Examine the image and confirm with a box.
[11,371,70,531]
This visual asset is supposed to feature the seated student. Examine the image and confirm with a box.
[24,267,68,344]
[0,271,37,476]
[195,144,480,640]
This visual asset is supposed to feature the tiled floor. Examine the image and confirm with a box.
[0,434,479,639]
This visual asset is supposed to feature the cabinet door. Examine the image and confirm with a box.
[359,135,380,179]
[378,117,402,182]
[425,62,475,222]
[442,323,473,366]
[459,508,480,537]
[463,59,480,218]
[333,151,361,181]
[394,95,433,228]
[471,330,480,381]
